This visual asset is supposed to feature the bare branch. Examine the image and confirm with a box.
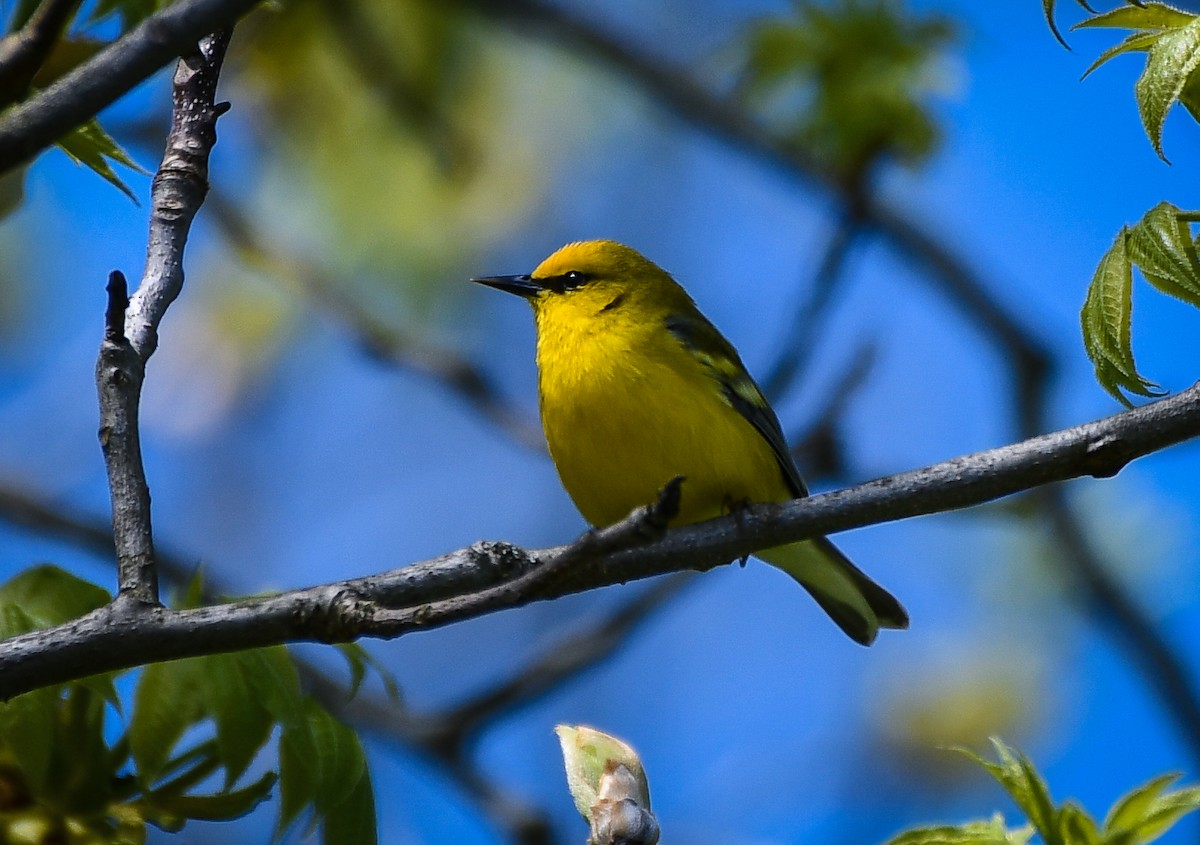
[0,0,260,174]
[0,0,82,109]
[96,31,230,604]
[761,213,863,401]
[1,383,1197,699]
[125,30,231,360]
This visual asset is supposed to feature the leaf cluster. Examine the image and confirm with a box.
[1080,202,1200,404]
[0,566,379,844]
[735,0,956,184]
[888,738,1200,845]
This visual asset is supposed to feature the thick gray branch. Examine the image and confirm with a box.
[0,0,259,174]
[1,382,1197,699]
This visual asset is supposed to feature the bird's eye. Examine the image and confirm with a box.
[563,270,588,289]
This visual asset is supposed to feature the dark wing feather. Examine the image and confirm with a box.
[665,313,807,498]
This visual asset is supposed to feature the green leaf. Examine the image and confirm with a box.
[334,642,401,701]
[1082,31,1161,78]
[307,700,367,815]
[0,564,110,629]
[323,765,377,845]
[56,118,146,201]
[1131,17,1200,159]
[0,686,58,795]
[1127,201,1200,305]
[1057,802,1100,845]
[1044,0,1071,49]
[1080,226,1162,403]
[886,814,1031,844]
[147,771,277,823]
[957,740,1058,844]
[278,718,320,835]
[57,686,114,814]
[1123,784,1200,843]
[130,659,206,783]
[1104,772,1181,835]
[201,652,276,788]
[1074,4,1195,31]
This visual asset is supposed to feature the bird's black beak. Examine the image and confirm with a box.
[471,274,542,298]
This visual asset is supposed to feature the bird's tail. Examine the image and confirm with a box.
[757,537,908,646]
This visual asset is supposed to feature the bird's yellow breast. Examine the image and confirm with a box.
[534,300,790,527]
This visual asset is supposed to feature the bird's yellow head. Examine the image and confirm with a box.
[472,240,691,326]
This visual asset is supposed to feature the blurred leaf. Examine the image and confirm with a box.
[130,659,205,783]
[278,718,319,835]
[956,740,1059,843]
[0,564,110,629]
[1105,773,1181,836]
[202,652,276,788]
[322,764,376,845]
[334,642,401,701]
[1057,802,1101,845]
[886,814,1031,844]
[1110,782,1200,843]
[56,117,146,201]
[88,0,165,28]
[0,687,57,794]
[30,38,106,88]
[737,0,956,181]
[146,771,277,823]
[306,701,366,816]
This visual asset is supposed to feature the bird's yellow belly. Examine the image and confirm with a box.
[540,354,789,528]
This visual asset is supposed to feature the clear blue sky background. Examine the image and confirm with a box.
[2,1,1200,843]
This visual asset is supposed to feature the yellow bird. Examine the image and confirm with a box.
[473,240,907,645]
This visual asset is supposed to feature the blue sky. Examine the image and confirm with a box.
[3,1,1200,843]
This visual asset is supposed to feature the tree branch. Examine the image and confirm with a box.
[1,382,1197,699]
[96,31,230,604]
[0,0,259,174]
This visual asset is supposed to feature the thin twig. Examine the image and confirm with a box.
[761,212,863,401]
[205,193,546,451]
[0,0,260,174]
[1,383,1198,699]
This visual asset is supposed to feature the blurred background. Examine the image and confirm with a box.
[2,0,1200,842]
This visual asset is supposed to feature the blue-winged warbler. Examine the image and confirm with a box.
[473,240,907,645]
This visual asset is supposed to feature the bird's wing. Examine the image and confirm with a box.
[665,312,808,498]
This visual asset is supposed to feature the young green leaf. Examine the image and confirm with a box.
[146,771,277,823]
[1134,17,1200,159]
[56,118,146,202]
[1082,31,1161,79]
[201,652,276,788]
[0,564,110,628]
[885,814,1031,844]
[1074,3,1195,31]
[322,765,377,845]
[1120,784,1200,843]
[0,686,58,795]
[1080,226,1162,403]
[130,659,206,783]
[306,700,367,816]
[956,740,1059,844]
[1056,802,1101,845]
[1104,772,1181,836]
[1126,201,1200,306]
[278,718,320,835]
[334,642,401,701]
